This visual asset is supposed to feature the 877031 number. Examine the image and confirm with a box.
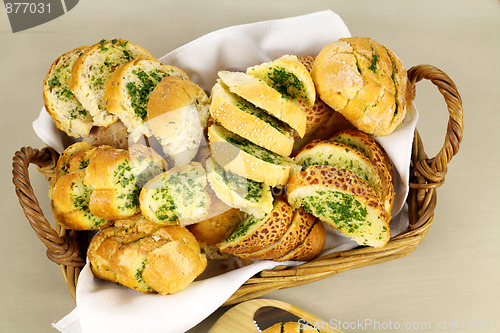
[5,2,51,14]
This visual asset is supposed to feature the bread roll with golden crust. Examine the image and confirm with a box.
[331,129,394,215]
[287,165,390,248]
[87,214,207,295]
[311,37,413,136]
[147,75,210,166]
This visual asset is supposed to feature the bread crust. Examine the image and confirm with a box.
[209,81,294,157]
[287,165,390,248]
[218,70,306,137]
[238,207,316,260]
[311,37,412,136]
[217,199,293,255]
[276,221,325,261]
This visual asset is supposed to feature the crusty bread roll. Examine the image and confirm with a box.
[217,199,293,255]
[147,75,210,167]
[205,157,273,219]
[104,57,189,141]
[237,207,316,260]
[43,46,93,138]
[70,39,154,127]
[209,80,295,157]
[287,165,390,248]
[208,124,299,187]
[139,162,211,225]
[311,37,413,136]
[331,129,394,215]
[218,70,307,137]
[87,214,207,295]
[294,139,387,213]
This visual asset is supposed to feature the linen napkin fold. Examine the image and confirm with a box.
[46,10,418,333]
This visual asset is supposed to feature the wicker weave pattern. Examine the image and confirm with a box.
[11,64,463,303]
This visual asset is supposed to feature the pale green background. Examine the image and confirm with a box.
[1,0,499,332]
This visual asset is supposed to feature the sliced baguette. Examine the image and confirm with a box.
[217,199,293,255]
[205,157,273,219]
[294,140,384,204]
[43,46,93,138]
[104,57,189,141]
[208,124,299,187]
[247,54,316,107]
[209,81,294,157]
[331,129,394,215]
[218,70,306,137]
[139,162,211,225]
[70,39,154,127]
[287,165,390,248]
[237,207,316,260]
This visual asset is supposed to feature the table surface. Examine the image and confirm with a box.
[1,0,499,332]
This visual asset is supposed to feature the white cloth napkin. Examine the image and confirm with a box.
[46,10,418,333]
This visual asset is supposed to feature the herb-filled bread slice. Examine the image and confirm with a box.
[208,124,299,187]
[331,129,394,215]
[43,46,93,138]
[247,54,316,107]
[205,157,273,219]
[218,70,307,137]
[217,199,293,255]
[237,207,316,260]
[104,57,189,141]
[139,162,211,226]
[70,39,154,127]
[209,81,294,157]
[287,165,390,248]
[294,139,385,208]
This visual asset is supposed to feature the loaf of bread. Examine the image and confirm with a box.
[70,39,154,127]
[147,75,210,166]
[205,157,273,219]
[287,165,390,248]
[331,129,394,215]
[43,46,93,138]
[209,80,295,157]
[217,199,293,255]
[311,37,413,136]
[139,162,211,225]
[236,207,316,260]
[207,124,299,187]
[87,214,207,295]
[104,57,189,141]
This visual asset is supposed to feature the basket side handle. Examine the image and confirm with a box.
[408,64,464,189]
[12,146,85,267]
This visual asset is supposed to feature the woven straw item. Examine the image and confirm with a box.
[12,64,463,304]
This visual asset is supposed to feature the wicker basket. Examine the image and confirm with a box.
[12,64,463,305]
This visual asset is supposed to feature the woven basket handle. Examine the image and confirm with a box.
[12,146,85,267]
[407,64,463,188]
